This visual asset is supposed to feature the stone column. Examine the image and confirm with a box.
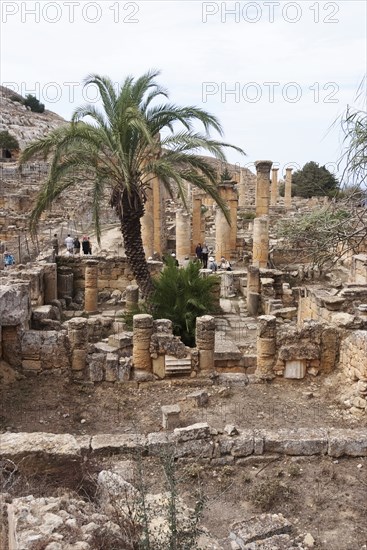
[192,196,204,254]
[284,168,293,209]
[238,168,246,207]
[196,315,215,371]
[133,313,153,371]
[256,315,276,380]
[252,217,269,268]
[84,260,99,313]
[68,317,88,379]
[215,181,236,261]
[220,271,236,298]
[229,186,238,256]
[176,208,191,263]
[255,160,272,217]
[247,265,260,316]
[125,285,139,311]
[43,263,57,304]
[141,186,154,258]
[270,168,279,206]
[57,266,73,299]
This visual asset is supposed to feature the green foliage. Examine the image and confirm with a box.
[340,105,367,188]
[149,258,218,346]
[220,166,232,181]
[0,130,19,150]
[24,94,45,113]
[20,70,245,298]
[240,211,256,220]
[292,161,339,198]
[277,206,360,269]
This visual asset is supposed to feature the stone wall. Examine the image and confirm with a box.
[57,256,163,295]
[350,254,367,284]
[339,330,367,415]
[298,285,367,329]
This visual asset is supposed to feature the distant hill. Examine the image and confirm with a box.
[0,86,66,149]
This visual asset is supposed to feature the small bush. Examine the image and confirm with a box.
[249,479,291,511]
[0,130,19,150]
[240,211,256,220]
[24,94,45,113]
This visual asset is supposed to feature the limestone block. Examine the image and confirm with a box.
[230,513,292,547]
[162,404,181,430]
[198,349,214,370]
[186,390,209,407]
[0,432,80,459]
[263,428,328,455]
[173,439,214,459]
[174,422,211,442]
[118,358,132,381]
[88,353,105,382]
[91,433,147,453]
[328,429,367,457]
[152,355,165,379]
[231,431,254,457]
[105,353,119,381]
[284,360,306,379]
[0,282,31,326]
[147,432,176,456]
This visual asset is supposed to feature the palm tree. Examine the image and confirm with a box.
[20,70,245,298]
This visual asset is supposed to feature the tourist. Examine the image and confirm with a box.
[182,255,190,268]
[195,242,202,261]
[201,243,209,268]
[64,234,74,255]
[51,234,59,261]
[3,250,15,267]
[208,256,217,272]
[82,236,91,255]
[171,252,179,267]
[73,236,81,255]
[219,256,232,271]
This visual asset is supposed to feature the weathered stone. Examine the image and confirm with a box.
[328,429,367,457]
[0,282,31,326]
[91,434,147,454]
[161,404,181,430]
[262,429,327,455]
[231,431,254,457]
[0,432,80,459]
[187,390,209,407]
[230,513,292,546]
[174,422,211,442]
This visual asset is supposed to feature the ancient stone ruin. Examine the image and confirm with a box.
[0,86,366,549]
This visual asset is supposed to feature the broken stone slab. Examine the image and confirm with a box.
[147,432,176,456]
[0,282,31,326]
[161,404,181,430]
[187,390,209,407]
[229,513,292,547]
[94,341,119,354]
[173,439,214,459]
[230,431,254,457]
[174,422,211,442]
[262,429,328,455]
[91,434,147,454]
[108,332,133,349]
[97,469,137,504]
[328,429,367,457]
[217,373,249,386]
[0,432,81,460]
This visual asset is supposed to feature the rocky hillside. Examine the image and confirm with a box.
[0,86,66,149]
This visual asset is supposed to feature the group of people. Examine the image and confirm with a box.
[195,242,232,272]
[51,234,93,259]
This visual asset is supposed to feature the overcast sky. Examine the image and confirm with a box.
[1,0,366,179]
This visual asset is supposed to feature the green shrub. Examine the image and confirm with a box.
[240,211,256,220]
[24,94,45,113]
[0,130,19,150]
[149,258,218,346]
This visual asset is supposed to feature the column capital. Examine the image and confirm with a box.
[255,160,273,173]
[285,167,293,173]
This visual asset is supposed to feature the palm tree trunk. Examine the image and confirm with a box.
[118,190,154,300]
